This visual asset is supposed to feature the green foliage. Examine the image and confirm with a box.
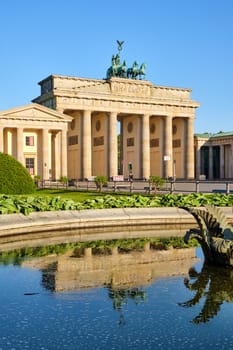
[95,175,108,192]
[149,175,166,192]
[59,176,68,185]
[0,152,36,194]
[34,175,41,181]
[0,237,198,264]
[0,192,233,215]
[0,194,84,215]
[109,286,146,310]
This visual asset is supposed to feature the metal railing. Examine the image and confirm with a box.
[35,179,233,195]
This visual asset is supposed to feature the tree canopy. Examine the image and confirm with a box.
[0,152,36,194]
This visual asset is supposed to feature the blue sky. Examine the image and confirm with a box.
[0,0,232,133]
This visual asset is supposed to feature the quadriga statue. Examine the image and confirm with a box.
[183,205,233,267]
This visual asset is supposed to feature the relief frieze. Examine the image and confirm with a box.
[110,81,151,97]
[150,138,159,147]
[93,136,104,146]
[127,137,134,147]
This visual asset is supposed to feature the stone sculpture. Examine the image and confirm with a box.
[106,40,146,80]
[183,205,233,267]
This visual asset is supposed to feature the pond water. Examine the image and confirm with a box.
[1,247,233,350]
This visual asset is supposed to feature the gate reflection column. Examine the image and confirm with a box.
[82,110,92,179]
[109,112,118,178]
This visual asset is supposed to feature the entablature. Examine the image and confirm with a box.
[56,95,196,117]
[33,75,200,111]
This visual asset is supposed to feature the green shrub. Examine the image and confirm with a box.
[149,175,166,193]
[0,152,36,194]
[95,175,107,192]
[59,176,68,186]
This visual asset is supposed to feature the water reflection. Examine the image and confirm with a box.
[4,247,233,349]
[179,263,233,324]
[108,287,147,325]
[21,246,196,292]
[21,246,196,325]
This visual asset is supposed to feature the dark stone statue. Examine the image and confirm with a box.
[182,205,233,267]
[106,40,146,80]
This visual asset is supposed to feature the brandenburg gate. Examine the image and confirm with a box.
[33,42,200,180]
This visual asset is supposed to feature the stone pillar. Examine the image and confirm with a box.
[84,247,92,257]
[195,144,201,179]
[164,115,173,178]
[42,129,49,180]
[231,145,233,178]
[220,145,225,179]
[82,110,92,179]
[0,126,4,152]
[186,117,195,179]
[16,127,24,165]
[108,112,118,178]
[208,146,213,179]
[51,132,56,179]
[61,129,68,176]
[51,131,61,180]
[142,114,150,179]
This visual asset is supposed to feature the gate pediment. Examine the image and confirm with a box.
[0,103,72,122]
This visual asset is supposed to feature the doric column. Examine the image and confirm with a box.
[142,114,150,179]
[195,143,201,179]
[0,126,4,152]
[61,129,68,176]
[208,146,213,179]
[108,112,118,178]
[220,145,225,179]
[42,129,49,180]
[82,110,92,179]
[164,115,173,178]
[16,127,24,165]
[231,145,233,178]
[51,131,61,180]
[186,117,195,179]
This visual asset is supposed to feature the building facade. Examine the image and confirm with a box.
[195,132,233,180]
[0,104,72,180]
[32,74,200,180]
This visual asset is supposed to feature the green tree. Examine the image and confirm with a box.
[95,175,107,192]
[0,152,36,194]
[59,176,68,187]
[149,175,165,194]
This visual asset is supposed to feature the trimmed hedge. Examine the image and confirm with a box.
[0,152,36,194]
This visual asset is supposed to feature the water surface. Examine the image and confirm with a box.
[1,248,233,350]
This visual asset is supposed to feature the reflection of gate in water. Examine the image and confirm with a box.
[22,246,197,292]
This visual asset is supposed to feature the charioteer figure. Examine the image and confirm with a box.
[106,41,146,80]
